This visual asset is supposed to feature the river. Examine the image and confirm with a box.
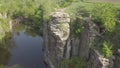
[0,24,46,68]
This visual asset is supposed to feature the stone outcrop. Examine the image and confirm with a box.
[110,49,120,68]
[79,18,98,59]
[43,11,120,68]
[43,15,101,68]
[44,10,70,68]
[113,49,120,68]
[71,37,80,57]
[70,18,99,59]
[71,18,111,68]
[88,49,110,68]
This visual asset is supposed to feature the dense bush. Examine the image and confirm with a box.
[91,3,120,56]
[61,57,87,68]
[91,3,117,32]
[103,23,120,50]
[116,9,120,19]
[101,41,113,58]
[58,0,77,7]
[0,0,57,20]
[70,17,84,37]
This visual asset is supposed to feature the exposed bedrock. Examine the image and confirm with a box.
[110,49,120,68]
[88,49,110,68]
[43,10,120,68]
[43,10,70,68]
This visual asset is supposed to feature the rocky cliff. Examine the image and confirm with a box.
[110,49,120,68]
[44,10,70,68]
[43,11,120,68]
[88,49,110,68]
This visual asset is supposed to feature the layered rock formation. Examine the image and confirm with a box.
[44,10,70,68]
[88,49,110,68]
[78,18,98,59]
[70,18,98,59]
[43,11,120,68]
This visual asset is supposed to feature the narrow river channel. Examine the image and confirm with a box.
[0,24,46,68]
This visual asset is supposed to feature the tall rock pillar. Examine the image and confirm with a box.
[44,11,70,68]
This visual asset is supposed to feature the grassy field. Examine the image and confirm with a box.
[67,1,120,11]
[65,0,120,18]
[87,0,120,9]
[87,0,120,3]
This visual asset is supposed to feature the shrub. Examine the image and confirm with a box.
[102,41,113,58]
[91,3,117,32]
[58,0,77,7]
[70,18,84,37]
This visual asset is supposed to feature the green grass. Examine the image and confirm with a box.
[65,2,94,17]
[86,0,120,3]
[66,1,120,15]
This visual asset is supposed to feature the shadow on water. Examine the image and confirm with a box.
[0,32,12,68]
[0,23,46,68]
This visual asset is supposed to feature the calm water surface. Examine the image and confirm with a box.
[1,24,46,68]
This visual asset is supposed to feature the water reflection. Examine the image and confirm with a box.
[0,47,10,68]
[13,23,42,37]
[0,23,45,68]
[0,32,12,68]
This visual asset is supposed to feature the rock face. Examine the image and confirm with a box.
[70,18,111,68]
[78,18,98,59]
[44,11,70,68]
[88,48,120,68]
[70,18,99,59]
[88,49,110,68]
[110,49,120,68]
[43,11,120,68]
[71,37,80,57]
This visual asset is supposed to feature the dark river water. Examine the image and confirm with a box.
[0,24,46,68]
